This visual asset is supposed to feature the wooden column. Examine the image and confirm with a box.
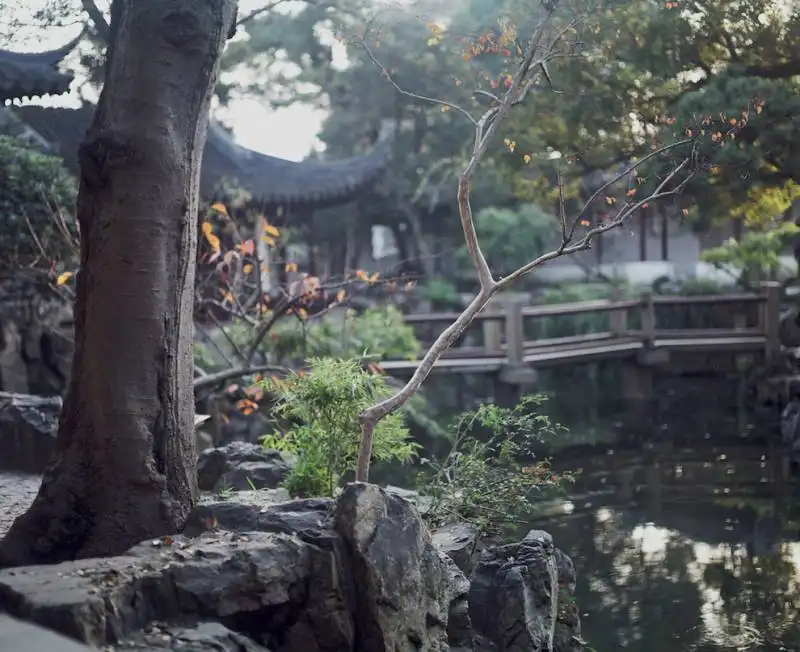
[482,297,503,355]
[640,291,656,348]
[762,281,781,362]
[503,294,527,365]
[610,287,628,338]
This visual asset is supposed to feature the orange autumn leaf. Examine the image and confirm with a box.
[336,289,346,303]
[201,222,214,236]
[626,188,637,198]
[221,290,234,304]
[368,272,380,284]
[55,271,73,286]
[206,235,221,251]
[238,239,255,256]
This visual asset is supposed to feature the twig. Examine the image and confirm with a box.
[81,0,110,41]
[193,364,289,391]
[358,37,477,125]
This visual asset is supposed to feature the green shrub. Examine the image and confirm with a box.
[0,136,78,266]
[261,357,419,497]
[416,394,571,536]
[420,277,462,310]
[700,222,799,289]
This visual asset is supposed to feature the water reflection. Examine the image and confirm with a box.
[532,378,800,652]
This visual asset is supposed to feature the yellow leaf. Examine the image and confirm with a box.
[263,222,280,238]
[369,272,380,284]
[222,291,234,304]
[604,196,616,205]
[201,222,214,236]
[55,271,73,286]
[285,262,298,273]
[210,202,229,217]
[523,154,531,164]
[297,307,308,320]
[243,263,254,274]
[262,236,275,247]
[336,289,346,303]
[206,233,221,252]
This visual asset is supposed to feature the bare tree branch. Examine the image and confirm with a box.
[359,38,477,125]
[236,0,298,27]
[353,6,702,482]
[193,363,289,391]
[81,0,110,41]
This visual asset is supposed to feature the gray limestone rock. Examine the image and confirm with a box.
[469,529,581,652]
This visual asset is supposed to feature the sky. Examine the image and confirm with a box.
[9,0,335,162]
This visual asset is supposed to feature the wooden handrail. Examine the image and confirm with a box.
[392,287,781,366]
[404,291,766,324]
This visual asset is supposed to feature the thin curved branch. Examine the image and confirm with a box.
[193,364,289,391]
[81,0,110,41]
[358,37,478,125]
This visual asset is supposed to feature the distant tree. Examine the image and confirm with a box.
[500,0,800,229]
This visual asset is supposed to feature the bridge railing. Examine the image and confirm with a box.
[401,282,782,364]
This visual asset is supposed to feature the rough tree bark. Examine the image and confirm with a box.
[0,0,238,566]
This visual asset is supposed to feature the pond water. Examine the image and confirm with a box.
[531,375,800,652]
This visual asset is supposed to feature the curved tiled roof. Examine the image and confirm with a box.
[0,31,83,103]
[11,104,395,208]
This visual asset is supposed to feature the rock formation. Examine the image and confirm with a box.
[0,458,582,651]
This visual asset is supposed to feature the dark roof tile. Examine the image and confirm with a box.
[0,31,83,103]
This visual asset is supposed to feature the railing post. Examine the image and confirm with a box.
[640,291,656,348]
[762,281,781,362]
[610,286,628,338]
[482,297,503,355]
[503,294,528,365]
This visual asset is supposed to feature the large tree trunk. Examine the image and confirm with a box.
[0,0,237,566]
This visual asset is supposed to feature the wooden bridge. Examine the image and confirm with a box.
[378,283,783,379]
